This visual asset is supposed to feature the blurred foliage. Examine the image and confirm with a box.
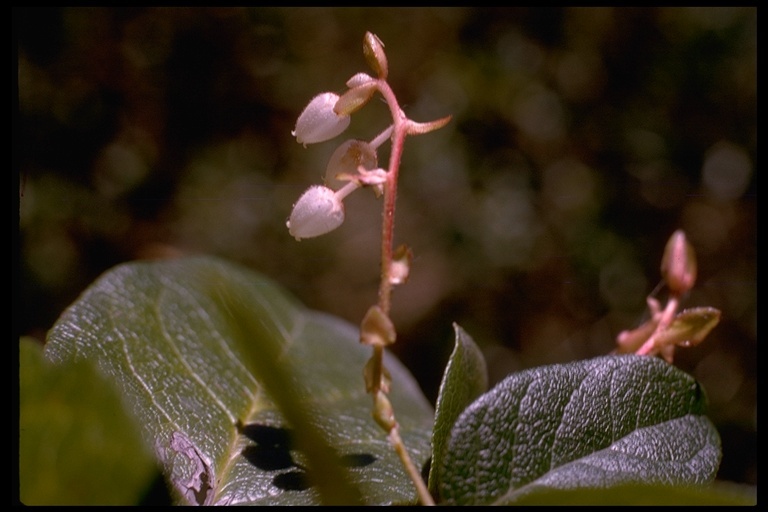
[16,6,755,493]
[19,337,157,505]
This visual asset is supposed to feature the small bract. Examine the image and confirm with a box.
[292,92,351,146]
[287,185,345,240]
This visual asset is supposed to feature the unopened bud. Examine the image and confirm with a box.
[661,230,697,295]
[287,185,345,240]
[363,32,388,79]
[292,92,351,146]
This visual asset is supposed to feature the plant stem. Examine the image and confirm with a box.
[637,294,680,356]
[389,426,435,506]
[334,180,360,200]
[376,79,407,316]
[370,124,394,151]
[365,78,435,506]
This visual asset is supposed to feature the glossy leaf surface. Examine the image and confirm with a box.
[43,256,434,505]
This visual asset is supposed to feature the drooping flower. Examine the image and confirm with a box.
[287,185,346,240]
[325,139,377,188]
[292,92,351,146]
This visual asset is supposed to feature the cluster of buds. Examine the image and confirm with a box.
[286,32,450,242]
[615,229,720,362]
[287,33,392,241]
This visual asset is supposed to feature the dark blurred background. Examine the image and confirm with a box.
[16,7,756,488]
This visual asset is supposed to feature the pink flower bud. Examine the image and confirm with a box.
[292,92,351,146]
[363,32,388,80]
[286,185,345,240]
[661,229,697,295]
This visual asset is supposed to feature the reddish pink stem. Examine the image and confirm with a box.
[366,77,437,507]
[374,79,408,316]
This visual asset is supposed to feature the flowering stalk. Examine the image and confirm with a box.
[287,32,450,505]
[614,230,720,363]
[374,77,450,316]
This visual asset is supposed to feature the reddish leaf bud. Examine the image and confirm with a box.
[661,229,697,295]
[363,32,388,79]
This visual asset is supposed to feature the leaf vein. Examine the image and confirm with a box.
[156,286,239,424]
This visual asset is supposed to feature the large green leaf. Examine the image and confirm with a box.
[19,336,157,505]
[427,323,488,496]
[497,480,757,506]
[43,256,434,505]
[439,354,721,505]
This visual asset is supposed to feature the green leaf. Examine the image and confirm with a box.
[660,306,721,348]
[439,354,721,505]
[43,256,434,505]
[498,479,757,506]
[19,336,157,505]
[428,323,488,496]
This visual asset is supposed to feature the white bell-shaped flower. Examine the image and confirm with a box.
[287,185,346,240]
[325,139,377,188]
[292,92,351,146]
